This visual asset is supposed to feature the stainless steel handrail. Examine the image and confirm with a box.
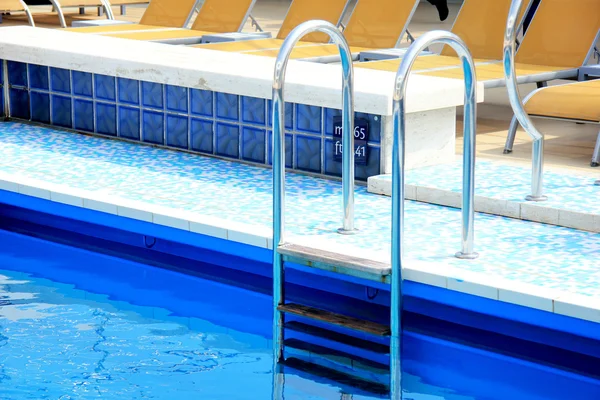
[271,19,355,399]
[503,0,546,201]
[390,28,479,399]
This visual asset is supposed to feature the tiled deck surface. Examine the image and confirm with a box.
[0,122,599,324]
[368,160,600,232]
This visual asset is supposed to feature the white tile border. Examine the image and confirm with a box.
[0,174,598,326]
[367,174,600,233]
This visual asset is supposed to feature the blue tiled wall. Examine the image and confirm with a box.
[1,60,382,181]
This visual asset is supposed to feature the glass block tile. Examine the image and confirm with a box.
[72,71,93,98]
[28,65,49,91]
[166,85,188,114]
[241,96,265,125]
[118,106,140,140]
[190,118,213,154]
[295,104,322,134]
[10,89,30,119]
[166,114,189,149]
[190,89,213,117]
[118,78,139,105]
[216,92,239,121]
[95,74,116,102]
[7,61,27,87]
[30,91,50,124]
[51,95,72,128]
[241,127,266,163]
[50,67,71,94]
[73,99,94,132]
[215,122,239,158]
[142,110,164,144]
[141,81,164,109]
[96,102,117,136]
[295,134,321,173]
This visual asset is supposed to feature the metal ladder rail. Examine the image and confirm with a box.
[271,19,356,399]
[503,0,546,201]
[390,29,479,399]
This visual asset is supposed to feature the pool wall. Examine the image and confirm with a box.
[2,189,600,362]
[0,26,483,180]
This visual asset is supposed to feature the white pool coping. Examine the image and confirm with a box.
[1,170,598,325]
[0,26,484,116]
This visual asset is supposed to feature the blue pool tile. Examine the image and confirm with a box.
[141,81,164,109]
[166,85,188,114]
[241,127,266,163]
[268,131,293,168]
[295,104,322,134]
[0,89,3,118]
[51,95,72,128]
[216,93,239,121]
[190,89,213,117]
[323,139,380,181]
[118,106,140,140]
[241,96,265,125]
[215,123,239,158]
[295,135,321,173]
[96,102,117,136]
[30,91,50,124]
[268,100,293,130]
[166,114,188,149]
[95,74,116,102]
[118,78,139,105]
[72,71,93,98]
[0,60,3,85]
[9,89,30,120]
[73,99,94,132]
[28,65,49,91]
[7,61,27,87]
[142,110,164,144]
[190,118,213,154]
[50,67,71,94]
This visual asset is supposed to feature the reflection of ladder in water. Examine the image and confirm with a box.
[270,21,478,400]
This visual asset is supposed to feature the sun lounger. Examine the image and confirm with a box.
[0,0,35,26]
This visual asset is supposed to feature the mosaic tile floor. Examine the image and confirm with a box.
[0,122,599,312]
[373,160,600,215]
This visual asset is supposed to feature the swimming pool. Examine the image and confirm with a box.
[1,228,599,399]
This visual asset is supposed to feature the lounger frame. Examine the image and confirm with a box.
[0,0,35,26]
[50,0,114,28]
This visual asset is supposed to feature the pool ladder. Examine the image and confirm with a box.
[271,22,478,400]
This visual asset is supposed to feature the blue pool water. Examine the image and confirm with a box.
[0,229,599,399]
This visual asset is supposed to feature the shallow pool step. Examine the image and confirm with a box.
[278,303,390,336]
[278,243,390,282]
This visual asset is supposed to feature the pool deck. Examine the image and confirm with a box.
[0,122,599,326]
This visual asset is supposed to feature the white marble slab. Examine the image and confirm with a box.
[0,26,484,116]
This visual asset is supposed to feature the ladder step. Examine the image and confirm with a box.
[285,338,389,372]
[278,303,390,336]
[278,243,390,279]
[283,357,389,396]
[285,321,389,354]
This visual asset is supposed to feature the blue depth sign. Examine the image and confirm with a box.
[332,117,369,165]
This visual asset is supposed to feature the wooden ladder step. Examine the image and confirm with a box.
[278,303,390,336]
[278,243,390,281]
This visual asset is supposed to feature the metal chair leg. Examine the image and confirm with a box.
[504,115,519,154]
[591,129,600,167]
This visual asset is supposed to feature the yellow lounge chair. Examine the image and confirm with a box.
[505,79,600,166]
[65,0,198,33]
[239,0,421,61]
[189,0,350,56]
[356,0,528,74]
[95,0,257,43]
[0,0,34,26]
[417,0,600,88]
